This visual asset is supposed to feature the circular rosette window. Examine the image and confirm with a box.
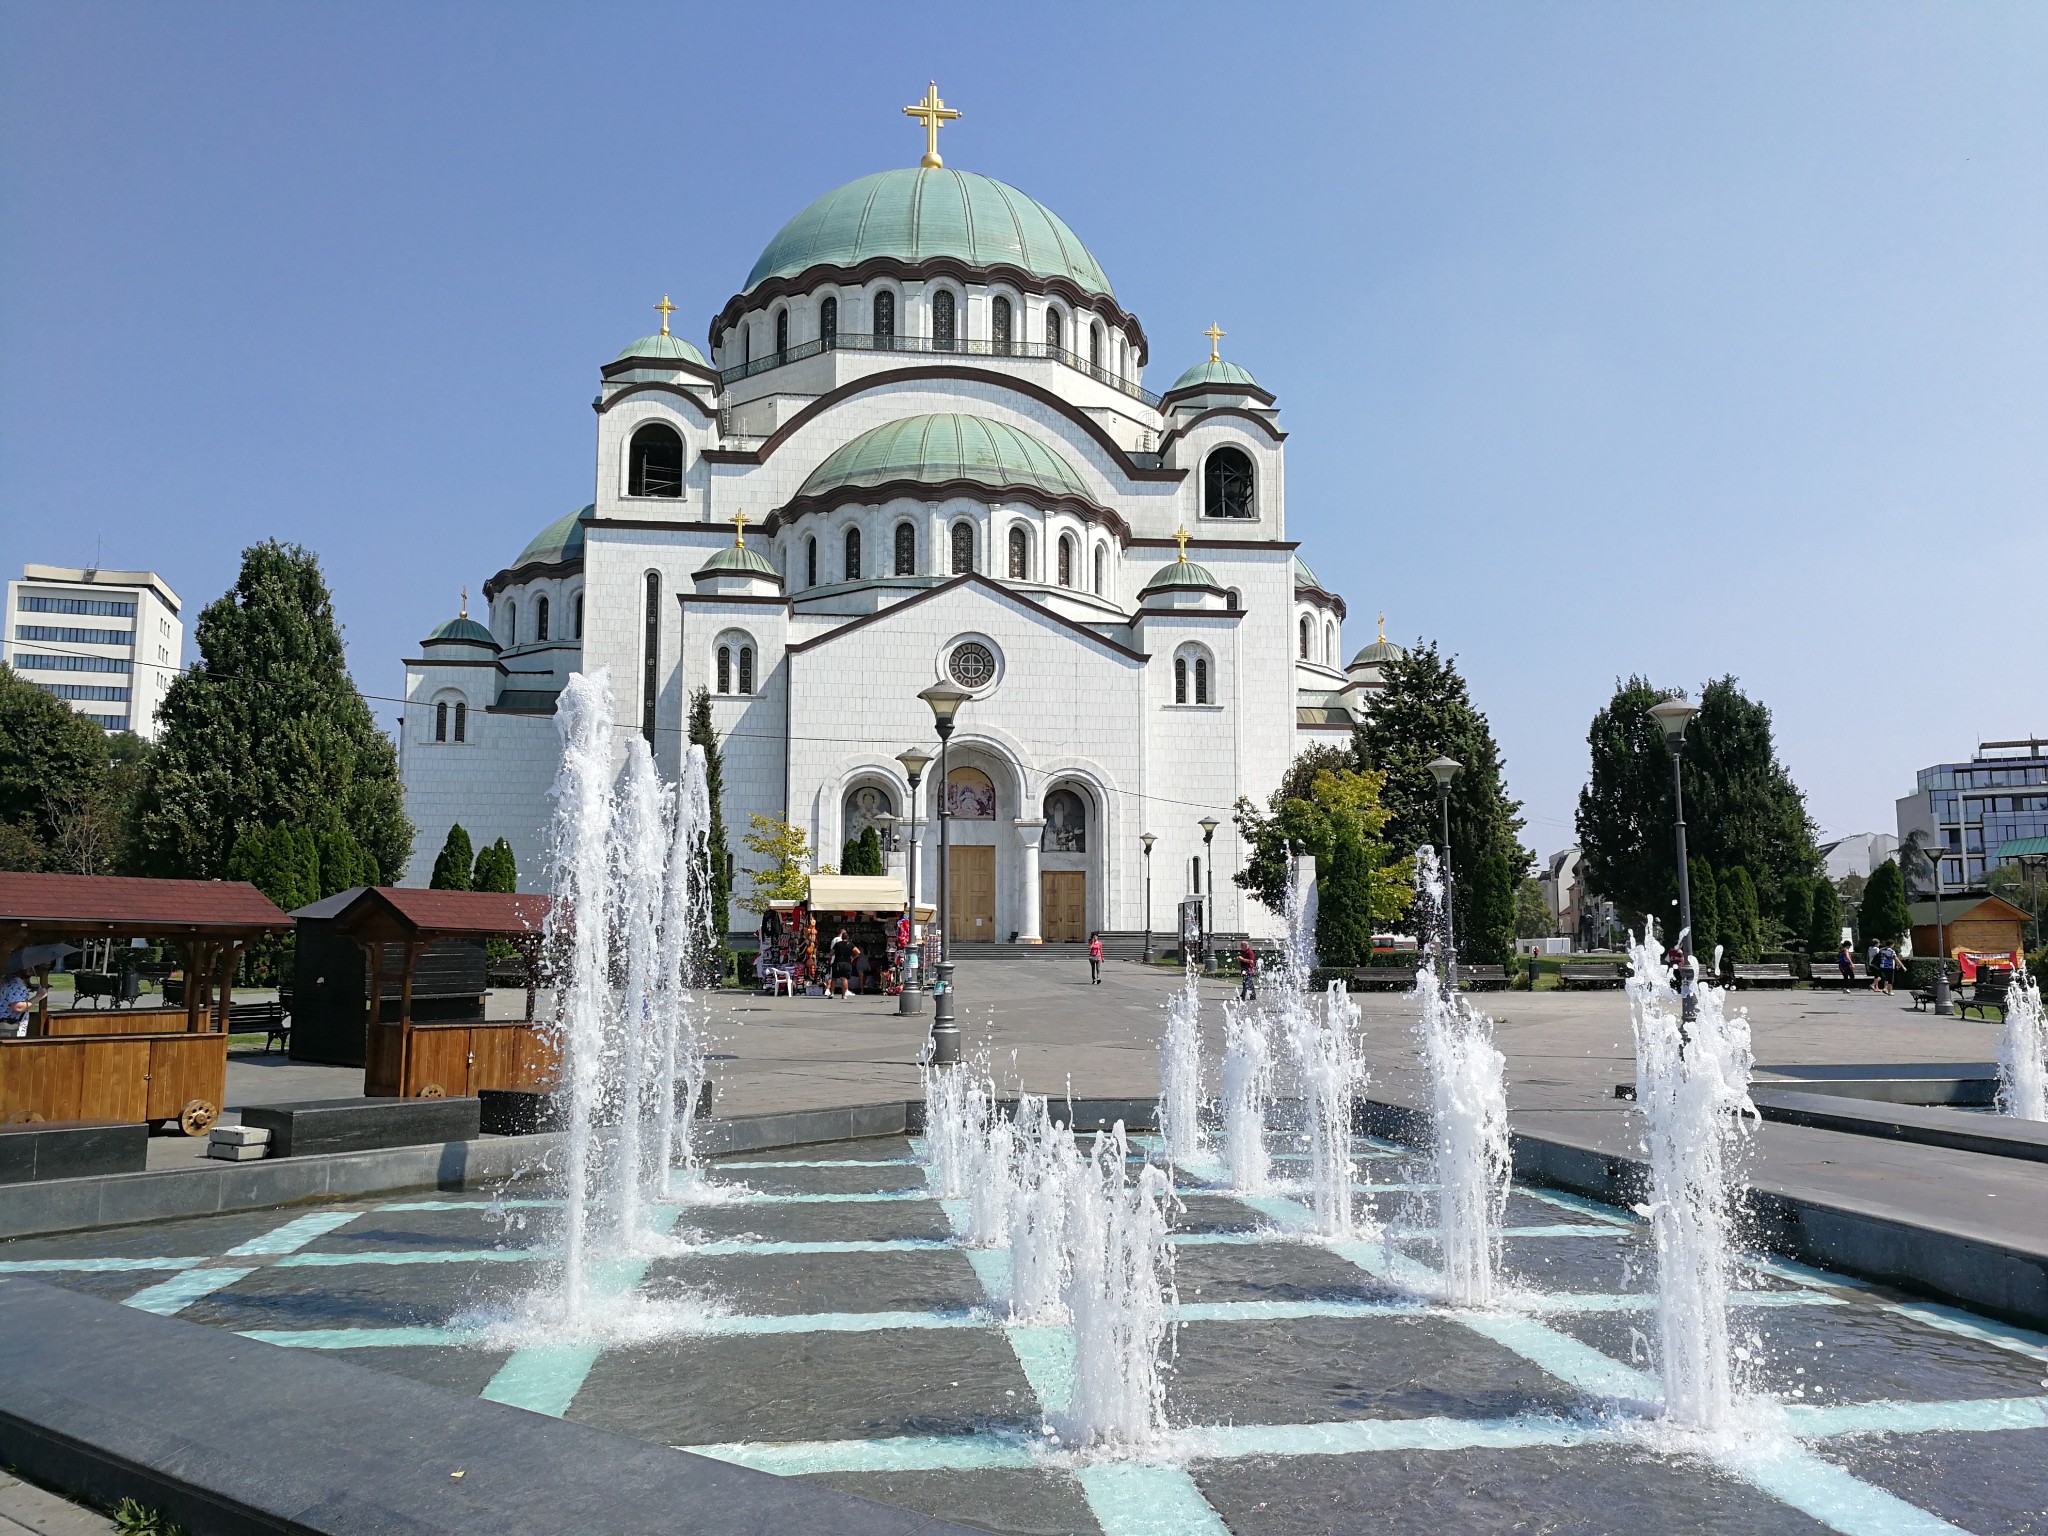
[948,640,999,691]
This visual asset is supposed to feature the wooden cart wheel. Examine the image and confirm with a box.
[179,1099,219,1137]
[418,1083,445,1099]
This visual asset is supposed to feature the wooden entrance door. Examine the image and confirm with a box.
[1041,872,1086,944]
[949,846,996,943]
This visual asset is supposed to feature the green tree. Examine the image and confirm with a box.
[688,688,733,942]
[1687,858,1720,958]
[1721,866,1762,962]
[838,824,883,877]
[226,824,320,913]
[1352,641,1527,965]
[741,813,811,911]
[429,824,474,891]
[0,663,112,869]
[1233,759,1412,934]
[471,837,517,893]
[1315,820,1378,967]
[1808,880,1844,957]
[1514,877,1554,940]
[131,541,412,882]
[1780,877,1815,952]
[314,826,376,896]
[1859,859,1911,942]
[1577,676,1818,933]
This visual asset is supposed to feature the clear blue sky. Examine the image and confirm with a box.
[4,3,2043,857]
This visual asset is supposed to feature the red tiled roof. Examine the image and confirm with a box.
[339,887,553,938]
[0,873,292,932]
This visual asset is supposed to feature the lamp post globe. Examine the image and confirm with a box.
[916,684,972,1066]
[1425,757,1463,986]
[1648,697,1702,1022]
[1198,816,1220,972]
[1140,832,1157,964]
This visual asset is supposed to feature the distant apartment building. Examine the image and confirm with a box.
[1818,832,1898,882]
[1895,738,2048,892]
[2,565,183,741]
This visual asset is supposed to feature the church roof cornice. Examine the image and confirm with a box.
[688,364,1185,485]
[1156,407,1287,451]
[592,380,721,418]
[709,255,1149,366]
[480,554,583,603]
[784,571,1149,664]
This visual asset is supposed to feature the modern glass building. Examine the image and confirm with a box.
[1896,738,2048,891]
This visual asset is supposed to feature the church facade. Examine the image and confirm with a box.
[400,89,1398,942]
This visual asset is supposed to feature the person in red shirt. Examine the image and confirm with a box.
[1238,939,1258,1000]
[1087,933,1104,984]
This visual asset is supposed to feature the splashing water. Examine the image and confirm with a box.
[1267,859,1365,1236]
[1627,926,1757,1431]
[1412,846,1511,1307]
[1007,1094,1076,1321]
[1997,967,2047,1121]
[609,740,666,1244]
[653,745,715,1190]
[965,1088,1016,1249]
[1058,1123,1175,1451]
[1219,998,1273,1193]
[1157,960,1205,1169]
[922,1063,976,1200]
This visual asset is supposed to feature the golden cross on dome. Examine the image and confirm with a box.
[460,587,468,619]
[653,295,676,336]
[733,509,749,547]
[1203,322,1226,363]
[1377,610,1386,641]
[1174,525,1190,562]
[903,81,962,169]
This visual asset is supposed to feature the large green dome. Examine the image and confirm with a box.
[745,169,1113,297]
[512,506,592,569]
[798,415,1090,502]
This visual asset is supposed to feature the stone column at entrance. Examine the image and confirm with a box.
[1013,819,1046,943]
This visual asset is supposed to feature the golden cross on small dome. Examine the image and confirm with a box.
[1377,610,1386,641]
[460,587,468,619]
[732,509,749,547]
[903,81,962,169]
[1203,322,1226,363]
[653,295,676,336]
[1174,525,1191,562]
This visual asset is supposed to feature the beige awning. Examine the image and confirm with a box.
[806,875,924,915]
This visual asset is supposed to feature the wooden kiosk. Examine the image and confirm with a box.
[0,873,292,1135]
[330,887,558,1100]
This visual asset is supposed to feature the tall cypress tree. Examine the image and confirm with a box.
[132,542,412,881]
[1721,866,1762,962]
[429,824,474,890]
[471,837,517,893]
[1687,858,1720,958]
[1808,881,1844,957]
[1860,859,1911,943]
[688,687,732,942]
[1352,640,1527,965]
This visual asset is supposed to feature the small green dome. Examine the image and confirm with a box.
[746,168,1112,296]
[1168,357,1259,393]
[799,414,1090,503]
[1292,555,1322,589]
[1350,637,1407,668]
[424,615,498,647]
[612,332,708,367]
[1142,558,1222,594]
[512,506,592,569]
[697,542,780,579]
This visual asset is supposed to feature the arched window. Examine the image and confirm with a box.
[1326,621,1337,663]
[1045,308,1062,353]
[504,600,516,644]
[629,423,684,498]
[642,572,661,744]
[454,700,468,741]
[843,527,861,581]
[738,646,755,696]
[741,326,751,364]
[820,297,838,347]
[894,521,916,576]
[875,291,896,348]
[1057,534,1074,588]
[435,701,448,741]
[774,310,789,359]
[1204,447,1255,519]
[1174,645,1215,705]
[932,289,956,350]
[1043,787,1087,851]
[1195,656,1210,705]
[1007,526,1028,580]
[805,536,818,588]
[1089,322,1102,371]
[1174,657,1188,704]
[1118,336,1128,380]
[992,296,1013,354]
[1225,587,1241,612]
[1298,615,1311,660]
[535,596,550,642]
[716,645,731,695]
[950,521,974,575]
[573,593,584,638]
[945,766,996,820]
[1093,544,1107,596]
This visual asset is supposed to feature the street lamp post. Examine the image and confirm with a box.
[1648,697,1702,1024]
[1426,757,1463,989]
[1199,816,1220,973]
[916,685,971,1066]
[1928,847,1952,1017]
[1140,833,1157,964]
[893,748,932,921]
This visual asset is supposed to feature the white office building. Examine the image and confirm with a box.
[3,565,184,741]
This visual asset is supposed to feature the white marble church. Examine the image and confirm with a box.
[400,86,1402,943]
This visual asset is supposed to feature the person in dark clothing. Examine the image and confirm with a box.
[1837,942,1857,986]
[1238,940,1258,1000]
[829,930,855,999]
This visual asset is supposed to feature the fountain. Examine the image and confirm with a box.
[1156,961,1204,1169]
[1218,998,1273,1192]
[1268,858,1367,1237]
[1996,966,2047,1121]
[652,745,715,1189]
[1411,846,1511,1307]
[609,740,665,1244]
[1006,1093,1076,1322]
[1626,926,1757,1430]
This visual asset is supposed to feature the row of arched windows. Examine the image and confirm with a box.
[726,288,1130,379]
[500,592,583,646]
[797,519,1114,595]
[1297,614,1341,665]
[433,698,468,742]
[1172,646,1215,706]
[715,642,756,697]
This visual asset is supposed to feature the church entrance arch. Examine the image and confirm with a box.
[944,764,999,943]
[1039,783,1094,944]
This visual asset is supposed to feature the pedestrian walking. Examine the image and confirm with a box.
[1238,939,1258,1001]
[829,929,855,999]
[1875,941,1899,995]
[1087,933,1103,984]
[1836,941,1856,987]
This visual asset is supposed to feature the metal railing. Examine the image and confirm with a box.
[718,331,1162,408]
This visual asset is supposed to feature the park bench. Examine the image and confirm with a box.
[1729,962,1799,990]
[68,970,142,1008]
[1351,964,1420,993]
[1559,963,1624,990]
[229,999,290,1053]
[1458,964,1510,991]
[1958,972,2012,1022]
